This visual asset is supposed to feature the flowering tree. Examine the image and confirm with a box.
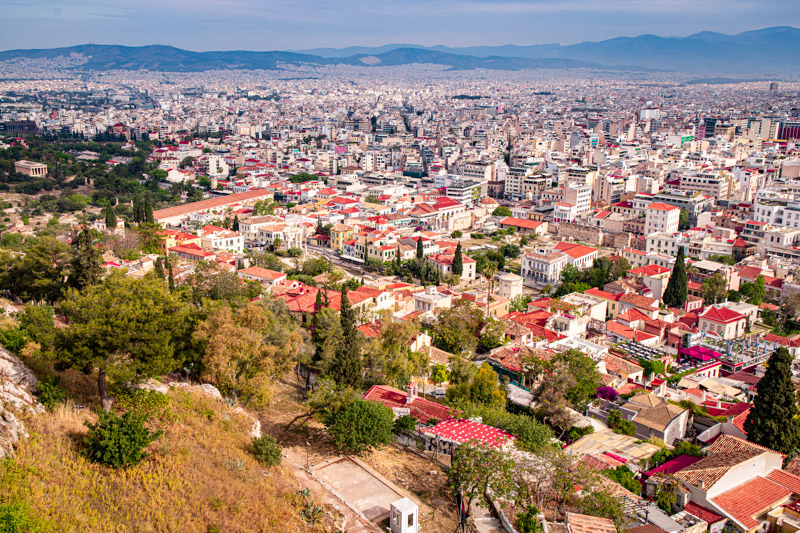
[596,386,618,401]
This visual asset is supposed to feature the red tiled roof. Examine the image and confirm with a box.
[647,202,680,211]
[168,243,215,257]
[362,385,450,424]
[500,217,543,230]
[424,418,515,448]
[712,476,791,530]
[767,469,800,494]
[683,501,726,525]
[154,189,272,221]
[238,266,285,281]
[700,306,745,324]
[628,264,671,277]
[554,241,598,259]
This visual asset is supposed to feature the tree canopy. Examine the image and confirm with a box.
[744,347,800,454]
[56,272,195,410]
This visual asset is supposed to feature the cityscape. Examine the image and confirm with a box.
[1,2,800,533]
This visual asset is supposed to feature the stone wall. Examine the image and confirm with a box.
[553,222,604,245]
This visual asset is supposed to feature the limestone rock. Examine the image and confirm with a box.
[0,345,41,458]
[134,378,170,395]
[197,383,223,401]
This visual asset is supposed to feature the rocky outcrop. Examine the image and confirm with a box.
[0,345,42,458]
[139,380,261,438]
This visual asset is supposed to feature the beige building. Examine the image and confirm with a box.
[14,160,48,177]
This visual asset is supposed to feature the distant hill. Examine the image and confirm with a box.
[298,26,800,74]
[0,44,609,72]
[2,27,799,74]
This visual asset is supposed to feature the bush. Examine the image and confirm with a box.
[566,425,594,442]
[606,410,636,436]
[325,400,394,454]
[0,501,49,533]
[83,410,162,468]
[393,415,418,434]
[36,376,66,410]
[252,435,282,467]
[602,466,641,495]
[450,230,463,239]
[112,386,171,419]
[517,505,542,533]
[596,386,618,401]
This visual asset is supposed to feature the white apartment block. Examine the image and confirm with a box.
[644,203,680,236]
[563,182,591,215]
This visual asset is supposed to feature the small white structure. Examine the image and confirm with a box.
[390,498,418,533]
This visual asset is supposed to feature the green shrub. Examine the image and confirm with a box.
[0,501,49,533]
[325,400,394,454]
[393,415,418,434]
[83,410,162,469]
[602,466,641,495]
[251,435,282,467]
[566,425,594,442]
[606,410,636,436]
[517,505,542,533]
[112,387,171,419]
[36,376,66,410]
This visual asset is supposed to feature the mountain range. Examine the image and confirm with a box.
[1,27,798,75]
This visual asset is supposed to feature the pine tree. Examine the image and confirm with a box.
[416,236,424,260]
[154,257,165,279]
[662,246,688,308]
[232,215,240,232]
[104,205,117,230]
[452,242,464,277]
[330,288,362,388]
[144,192,154,224]
[69,227,103,290]
[744,347,800,454]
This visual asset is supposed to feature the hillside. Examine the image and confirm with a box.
[0,378,331,533]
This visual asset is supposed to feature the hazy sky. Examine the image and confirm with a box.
[2,0,799,51]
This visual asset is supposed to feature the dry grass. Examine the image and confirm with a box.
[1,389,326,533]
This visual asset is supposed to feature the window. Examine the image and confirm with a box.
[393,509,401,526]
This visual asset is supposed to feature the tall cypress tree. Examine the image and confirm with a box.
[144,192,154,224]
[167,258,175,292]
[69,227,103,290]
[452,242,463,277]
[232,215,240,232]
[132,196,142,223]
[744,347,800,454]
[416,236,424,260]
[330,287,362,388]
[662,246,688,308]
[104,205,117,230]
[154,257,165,279]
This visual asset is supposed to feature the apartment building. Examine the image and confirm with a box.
[644,203,680,236]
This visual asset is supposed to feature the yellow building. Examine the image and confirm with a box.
[330,223,353,252]
[156,229,202,256]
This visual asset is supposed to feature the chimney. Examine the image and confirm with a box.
[406,381,418,404]
[699,479,705,490]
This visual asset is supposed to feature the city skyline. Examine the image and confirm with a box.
[2,0,799,51]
